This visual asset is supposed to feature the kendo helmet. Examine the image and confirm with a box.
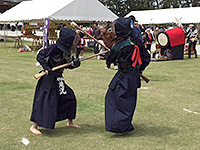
[113,17,132,39]
[129,15,138,23]
[56,27,80,56]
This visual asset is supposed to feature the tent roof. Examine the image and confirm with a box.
[0,0,74,21]
[0,0,118,22]
[0,1,19,13]
[125,7,200,24]
[50,0,118,22]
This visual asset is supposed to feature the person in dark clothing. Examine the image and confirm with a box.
[30,28,81,135]
[128,15,143,43]
[105,17,150,135]
[92,23,102,54]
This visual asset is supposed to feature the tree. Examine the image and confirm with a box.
[99,0,199,17]
[99,0,126,17]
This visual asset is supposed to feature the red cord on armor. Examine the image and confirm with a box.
[131,45,142,67]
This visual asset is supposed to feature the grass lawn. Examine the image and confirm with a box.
[0,40,200,150]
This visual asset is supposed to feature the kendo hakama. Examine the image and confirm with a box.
[105,69,140,133]
[30,28,81,130]
[30,72,77,129]
[105,17,150,133]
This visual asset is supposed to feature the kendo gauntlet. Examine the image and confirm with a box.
[72,58,81,68]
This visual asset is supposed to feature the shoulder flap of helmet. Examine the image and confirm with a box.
[112,39,134,53]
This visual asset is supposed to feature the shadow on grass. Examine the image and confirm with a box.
[40,123,105,137]
[147,75,173,82]
[40,123,178,139]
[109,123,179,138]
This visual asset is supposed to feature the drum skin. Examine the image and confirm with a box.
[157,32,169,47]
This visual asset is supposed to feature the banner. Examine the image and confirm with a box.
[43,18,50,49]
[36,18,50,67]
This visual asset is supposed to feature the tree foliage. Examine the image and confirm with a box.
[99,0,200,17]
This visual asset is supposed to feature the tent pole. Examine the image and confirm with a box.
[4,23,6,49]
[22,22,25,47]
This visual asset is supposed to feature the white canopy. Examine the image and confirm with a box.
[126,7,200,24]
[50,0,118,22]
[0,0,74,21]
[0,0,118,22]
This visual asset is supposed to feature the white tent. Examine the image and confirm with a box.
[0,0,118,22]
[125,7,200,24]
[50,0,118,22]
[0,0,73,21]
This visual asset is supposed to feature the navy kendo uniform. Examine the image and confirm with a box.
[128,15,143,44]
[105,18,150,133]
[31,28,81,129]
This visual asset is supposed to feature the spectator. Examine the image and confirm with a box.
[198,25,200,44]
[144,28,154,52]
[76,31,86,59]
[153,26,159,41]
[185,24,198,58]
[92,23,101,54]
[88,27,93,35]
[100,26,118,69]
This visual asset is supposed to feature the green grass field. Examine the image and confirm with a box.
[0,40,200,150]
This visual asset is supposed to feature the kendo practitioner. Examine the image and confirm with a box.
[128,15,143,43]
[105,17,150,135]
[30,28,81,135]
